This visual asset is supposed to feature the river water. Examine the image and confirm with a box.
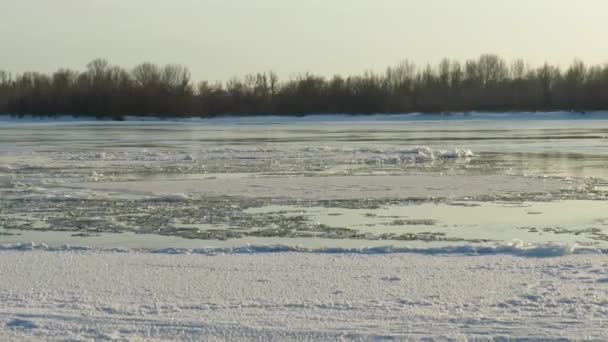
[1,113,608,250]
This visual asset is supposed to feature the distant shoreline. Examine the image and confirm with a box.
[1,111,606,123]
[2,55,608,119]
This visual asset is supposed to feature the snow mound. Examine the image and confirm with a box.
[152,240,591,258]
[365,147,474,164]
[0,240,601,258]
[400,147,474,161]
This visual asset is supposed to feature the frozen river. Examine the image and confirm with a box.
[1,112,608,251]
[3,113,608,340]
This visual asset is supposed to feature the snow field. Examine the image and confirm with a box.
[1,250,607,340]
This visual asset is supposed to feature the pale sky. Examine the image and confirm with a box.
[2,0,607,82]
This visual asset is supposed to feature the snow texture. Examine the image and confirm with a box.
[1,248,608,341]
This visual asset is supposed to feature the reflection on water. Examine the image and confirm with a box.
[2,200,608,249]
[246,201,608,245]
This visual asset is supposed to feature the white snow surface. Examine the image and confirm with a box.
[1,248,608,341]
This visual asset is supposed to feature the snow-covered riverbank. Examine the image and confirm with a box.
[1,249,607,341]
[3,115,608,340]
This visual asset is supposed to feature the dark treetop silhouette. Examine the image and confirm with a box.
[1,55,607,118]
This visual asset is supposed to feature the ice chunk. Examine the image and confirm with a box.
[364,147,474,164]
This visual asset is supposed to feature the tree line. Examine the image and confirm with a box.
[1,54,607,118]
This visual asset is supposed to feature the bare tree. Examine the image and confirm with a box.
[132,63,161,88]
[3,55,608,117]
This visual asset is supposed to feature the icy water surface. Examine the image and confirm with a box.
[1,113,608,249]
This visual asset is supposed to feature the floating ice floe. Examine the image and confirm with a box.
[365,147,474,164]
[85,171,105,182]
